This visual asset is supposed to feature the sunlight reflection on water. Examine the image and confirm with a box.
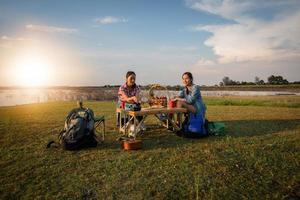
[0,88,298,107]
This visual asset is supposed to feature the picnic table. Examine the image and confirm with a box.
[116,107,187,138]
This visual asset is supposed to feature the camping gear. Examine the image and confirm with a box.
[121,139,143,150]
[177,107,207,138]
[148,84,169,108]
[207,122,226,136]
[94,116,106,141]
[187,113,205,133]
[125,102,141,111]
[183,112,207,136]
[59,107,98,150]
[177,116,226,138]
[46,102,105,150]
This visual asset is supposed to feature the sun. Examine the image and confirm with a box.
[13,53,52,87]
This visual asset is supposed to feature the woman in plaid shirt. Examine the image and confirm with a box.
[118,71,140,107]
[117,71,145,133]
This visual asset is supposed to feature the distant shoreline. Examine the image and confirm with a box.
[1,84,300,92]
[0,87,299,107]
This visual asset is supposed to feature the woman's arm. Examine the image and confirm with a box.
[174,97,186,102]
[185,85,200,104]
[119,91,137,103]
[173,88,186,101]
[118,86,139,103]
[178,89,184,98]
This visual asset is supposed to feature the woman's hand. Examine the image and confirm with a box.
[127,96,138,103]
[131,96,138,103]
[173,97,185,102]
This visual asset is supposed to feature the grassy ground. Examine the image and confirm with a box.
[0,96,299,199]
[201,85,300,92]
[203,96,300,108]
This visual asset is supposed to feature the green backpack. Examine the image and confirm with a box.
[207,122,226,136]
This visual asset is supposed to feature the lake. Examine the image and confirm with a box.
[0,88,299,107]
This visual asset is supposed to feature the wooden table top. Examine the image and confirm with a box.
[116,107,187,116]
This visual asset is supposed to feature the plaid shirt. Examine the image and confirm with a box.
[118,83,140,103]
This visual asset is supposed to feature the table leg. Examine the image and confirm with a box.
[178,113,182,129]
[167,115,180,131]
[168,113,174,129]
[134,115,147,137]
[124,115,135,136]
[124,112,127,136]
[154,114,168,128]
[133,116,137,139]
[167,115,169,129]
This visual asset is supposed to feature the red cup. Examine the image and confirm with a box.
[168,100,176,108]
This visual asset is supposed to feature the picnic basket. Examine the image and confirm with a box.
[148,84,169,108]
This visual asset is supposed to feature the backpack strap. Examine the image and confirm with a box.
[58,129,65,140]
[46,129,65,149]
[85,108,94,121]
[46,140,55,148]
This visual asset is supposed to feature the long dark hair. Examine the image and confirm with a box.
[126,71,136,79]
[182,72,193,94]
[125,71,136,88]
[182,72,193,83]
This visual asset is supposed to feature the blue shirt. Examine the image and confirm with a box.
[178,85,206,114]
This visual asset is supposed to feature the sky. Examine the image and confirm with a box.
[0,0,299,86]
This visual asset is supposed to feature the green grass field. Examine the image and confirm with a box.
[0,96,299,199]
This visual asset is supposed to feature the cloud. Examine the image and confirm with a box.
[194,57,215,66]
[187,58,219,82]
[26,24,78,33]
[186,0,300,21]
[1,35,32,41]
[0,35,34,49]
[1,36,9,40]
[187,0,300,63]
[94,16,128,24]
[187,0,251,20]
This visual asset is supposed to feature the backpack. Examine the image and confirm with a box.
[125,102,141,111]
[59,108,97,150]
[207,121,226,136]
[180,112,208,138]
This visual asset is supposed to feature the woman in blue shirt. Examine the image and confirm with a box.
[174,72,206,115]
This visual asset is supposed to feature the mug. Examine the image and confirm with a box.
[168,100,176,108]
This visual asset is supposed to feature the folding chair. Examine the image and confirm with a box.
[94,116,105,141]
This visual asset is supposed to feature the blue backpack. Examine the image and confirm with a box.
[187,113,206,133]
[180,110,208,138]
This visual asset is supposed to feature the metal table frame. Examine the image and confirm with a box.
[116,107,187,138]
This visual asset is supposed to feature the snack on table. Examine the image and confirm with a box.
[148,84,168,108]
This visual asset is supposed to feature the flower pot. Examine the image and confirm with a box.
[122,140,142,150]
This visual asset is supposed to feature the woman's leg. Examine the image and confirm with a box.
[176,100,197,114]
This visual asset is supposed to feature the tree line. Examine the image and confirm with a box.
[99,74,299,89]
[219,75,300,86]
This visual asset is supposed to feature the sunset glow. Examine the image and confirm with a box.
[0,0,299,86]
[11,53,52,87]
